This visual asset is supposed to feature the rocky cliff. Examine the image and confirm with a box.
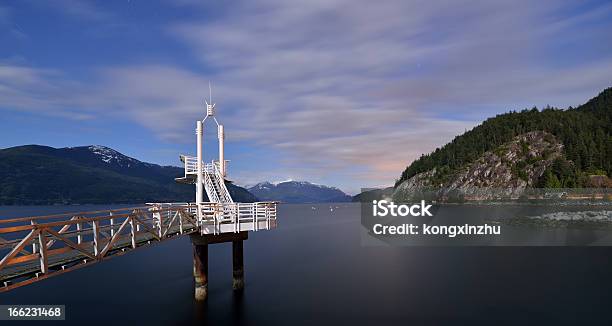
[394,131,566,201]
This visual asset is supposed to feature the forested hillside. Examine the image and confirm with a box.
[396,88,611,188]
[0,145,256,204]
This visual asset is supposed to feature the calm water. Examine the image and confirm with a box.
[2,204,612,325]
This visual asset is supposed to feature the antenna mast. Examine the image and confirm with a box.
[196,82,226,187]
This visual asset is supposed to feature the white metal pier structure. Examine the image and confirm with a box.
[0,88,278,300]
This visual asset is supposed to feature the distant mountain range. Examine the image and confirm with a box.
[248,180,352,203]
[0,145,255,204]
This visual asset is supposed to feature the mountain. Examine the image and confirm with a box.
[393,87,611,200]
[0,145,256,204]
[248,180,352,203]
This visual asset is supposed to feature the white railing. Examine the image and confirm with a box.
[183,156,228,176]
[196,202,278,235]
[145,202,276,234]
[183,156,213,175]
[144,202,277,233]
[183,156,198,175]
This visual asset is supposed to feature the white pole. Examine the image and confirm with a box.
[196,121,204,204]
[218,124,225,177]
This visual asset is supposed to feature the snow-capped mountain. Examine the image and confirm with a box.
[248,180,351,203]
[0,144,256,204]
[86,145,141,167]
[62,145,155,170]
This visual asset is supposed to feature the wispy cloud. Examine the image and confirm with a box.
[164,0,612,186]
[0,64,97,119]
[1,0,611,190]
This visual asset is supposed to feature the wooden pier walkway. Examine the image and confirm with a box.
[0,202,277,292]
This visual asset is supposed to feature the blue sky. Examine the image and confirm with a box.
[1,0,612,194]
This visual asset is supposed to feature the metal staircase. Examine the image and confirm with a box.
[203,162,233,204]
[176,157,233,204]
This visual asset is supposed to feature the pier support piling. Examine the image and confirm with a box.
[192,243,208,301]
[190,232,248,300]
[232,240,244,290]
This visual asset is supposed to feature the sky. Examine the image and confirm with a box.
[1,0,611,194]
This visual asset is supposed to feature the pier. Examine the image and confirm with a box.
[0,89,278,300]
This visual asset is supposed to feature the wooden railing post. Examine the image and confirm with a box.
[158,210,163,238]
[38,229,48,274]
[251,204,255,231]
[31,220,37,253]
[254,203,258,231]
[266,204,270,230]
[92,220,99,257]
[179,210,184,234]
[76,216,83,245]
[135,209,141,232]
[129,216,136,249]
[109,212,115,237]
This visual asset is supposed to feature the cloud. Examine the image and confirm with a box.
[0,65,73,114]
[1,0,612,190]
[162,0,612,186]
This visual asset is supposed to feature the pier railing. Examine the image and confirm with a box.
[0,206,198,291]
[195,202,278,234]
[0,201,277,291]
[146,202,277,235]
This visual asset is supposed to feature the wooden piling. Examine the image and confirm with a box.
[189,232,247,300]
[192,243,208,301]
[232,240,244,290]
